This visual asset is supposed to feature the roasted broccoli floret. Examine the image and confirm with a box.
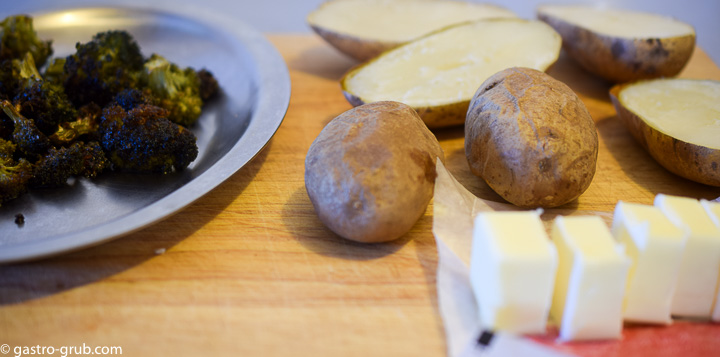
[0,15,52,66]
[0,59,19,101]
[142,54,218,126]
[12,54,77,136]
[43,57,66,86]
[61,89,150,146]
[0,52,77,136]
[0,52,42,101]
[1,99,50,157]
[15,52,42,84]
[63,30,144,107]
[113,88,151,111]
[49,103,101,145]
[0,138,32,205]
[197,69,219,102]
[0,53,40,138]
[100,101,198,173]
[14,80,77,135]
[30,141,107,187]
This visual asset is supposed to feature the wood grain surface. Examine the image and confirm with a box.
[1,34,720,357]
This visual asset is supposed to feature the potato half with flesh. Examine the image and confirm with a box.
[341,19,561,128]
[307,0,516,62]
[610,79,720,186]
[537,5,695,83]
[465,67,598,208]
[305,101,444,243]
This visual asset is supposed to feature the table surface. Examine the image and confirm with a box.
[1,34,720,357]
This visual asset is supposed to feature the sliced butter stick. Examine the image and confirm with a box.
[654,194,720,319]
[699,199,720,322]
[611,201,686,324]
[469,210,557,334]
[550,216,629,341]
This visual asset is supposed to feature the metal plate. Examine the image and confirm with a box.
[0,7,291,263]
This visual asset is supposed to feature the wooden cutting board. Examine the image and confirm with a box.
[0,34,719,357]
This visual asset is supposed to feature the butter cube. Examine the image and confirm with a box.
[699,199,720,322]
[550,216,629,341]
[611,201,685,324]
[654,194,720,318]
[469,210,557,334]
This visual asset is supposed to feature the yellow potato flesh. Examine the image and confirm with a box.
[619,79,720,150]
[308,0,516,42]
[537,5,695,39]
[344,20,561,107]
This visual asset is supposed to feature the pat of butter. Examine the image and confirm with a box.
[469,210,557,334]
[611,201,685,324]
[654,194,720,318]
[550,216,629,341]
[699,199,720,322]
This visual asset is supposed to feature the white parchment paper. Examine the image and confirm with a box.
[432,160,575,357]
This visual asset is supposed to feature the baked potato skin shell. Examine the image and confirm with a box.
[341,86,469,129]
[610,85,720,186]
[538,12,695,83]
[309,24,397,62]
[304,101,445,243]
[465,67,598,208]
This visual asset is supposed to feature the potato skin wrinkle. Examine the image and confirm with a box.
[465,67,598,208]
[305,101,444,243]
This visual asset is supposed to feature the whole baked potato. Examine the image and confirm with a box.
[465,67,598,208]
[305,101,444,243]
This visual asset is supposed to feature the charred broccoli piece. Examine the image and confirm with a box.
[0,138,32,205]
[63,30,144,107]
[13,55,77,136]
[30,141,107,187]
[48,89,149,146]
[1,99,50,157]
[14,79,77,135]
[197,69,219,102]
[15,52,42,85]
[113,88,150,111]
[0,59,19,101]
[48,103,101,145]
[43,57,66,86]
[0,52,42,100]
[0,15,52,66]
[100,102,198,173]
[142,54,218,126]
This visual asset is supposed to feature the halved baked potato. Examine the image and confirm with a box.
[610,78,720,186]
[341,18,562,128]
[538,4,695,83]
[307,0,516,61]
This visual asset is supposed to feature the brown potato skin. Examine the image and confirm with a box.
[309,24,398,62]
[305,101,445,243]
[465,67,598,208]
[538,11,695,83]
[610,84,720,186]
